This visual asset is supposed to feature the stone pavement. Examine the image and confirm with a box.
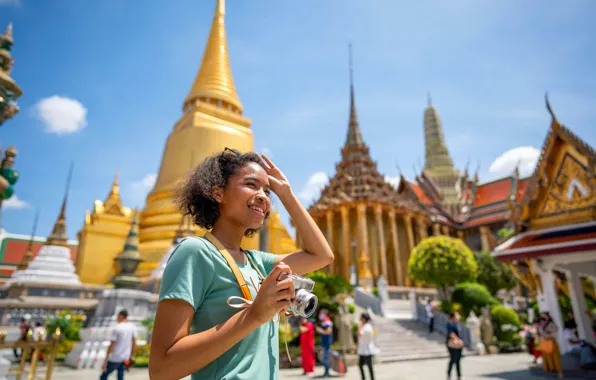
[30,353,592,379]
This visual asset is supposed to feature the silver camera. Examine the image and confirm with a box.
[278,273,318,318]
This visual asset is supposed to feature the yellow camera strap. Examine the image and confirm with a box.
[203,231,264,301]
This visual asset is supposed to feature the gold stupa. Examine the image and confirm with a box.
[76,0,296,284]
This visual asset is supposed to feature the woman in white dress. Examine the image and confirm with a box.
[357,313,376,380]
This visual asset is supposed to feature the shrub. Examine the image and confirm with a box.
[473,251,518,295]
[408,236,478,299]
[440,300,455,314]
[491,305,522,345]
[348,304,356,314]
[451,283,499,319]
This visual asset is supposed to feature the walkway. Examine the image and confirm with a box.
[37,353,588,379]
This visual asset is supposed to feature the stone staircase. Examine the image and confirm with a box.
[382,299,414,320]
[371,314,451,363]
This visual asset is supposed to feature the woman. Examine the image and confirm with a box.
[299,317,315,375]
[357,313,376,380]
[539,312,563,378]
[148,149,334,380]
[446,312,464,380]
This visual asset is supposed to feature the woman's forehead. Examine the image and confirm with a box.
[236,162,268,179]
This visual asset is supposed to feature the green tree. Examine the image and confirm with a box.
[409,236,477,299]
[305,271,352,311]
[451,282,499,319]
[497,227,514,239]
[474,251,518,295]
[45,310,85,342]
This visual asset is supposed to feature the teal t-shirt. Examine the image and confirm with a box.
[158,236,279,380]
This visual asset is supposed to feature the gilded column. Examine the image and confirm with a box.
[356,203,372,288]
[388,210,403,286]
[432,223,440,236]
[480,226,490,252]
[404,214,416,287]
[441,225,450,236]
[325,210,335,275]
[374,205,388,280]
[340,206,351,279]
[416,217,428,240]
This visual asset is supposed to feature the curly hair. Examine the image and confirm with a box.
[176,148,268,237]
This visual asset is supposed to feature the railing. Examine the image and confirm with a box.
[415,301,473,349]
[0,327,61,380]
[354,287,383,316]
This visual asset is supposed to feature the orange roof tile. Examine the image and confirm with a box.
[409,182,432,205]
[516,178,530,202]
[472,178,512,207]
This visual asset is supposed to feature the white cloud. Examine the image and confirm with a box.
[298,171,329,203]
[34,96,88,135]
[3,194,28,209]
[385,175,400,189]
[128,173,156,205]
[489,146,540,177]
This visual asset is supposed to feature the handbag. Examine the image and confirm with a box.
[540,338,554,354]
[447,338,464,349]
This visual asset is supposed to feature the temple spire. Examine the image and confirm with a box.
[17,208,39,271]
[112,210,143,289]
[423,96,455,174]
[344,44,364,148]
[103,169,124,214]
[46,162,73,247]
[183,0,243,114]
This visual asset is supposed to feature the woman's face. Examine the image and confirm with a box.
[454,312,460,322]
[217,162,271,230]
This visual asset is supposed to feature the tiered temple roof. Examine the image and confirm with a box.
[309,47,414,214]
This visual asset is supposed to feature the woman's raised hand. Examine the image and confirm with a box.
[248,262,295,324]
[260,154,291,196]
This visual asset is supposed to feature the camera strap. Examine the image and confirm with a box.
[203,231,264,301]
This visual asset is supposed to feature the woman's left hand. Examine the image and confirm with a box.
[260,154,291,196]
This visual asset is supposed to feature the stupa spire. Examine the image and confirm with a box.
[344,44,364,148]
[103,169,124,214]
[46,163,73,247]
[112,210,143,289]
[17,208,39,271]
[183,0,243,114]
[422,97,455,174]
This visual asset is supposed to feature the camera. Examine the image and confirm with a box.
[278,273,318,318]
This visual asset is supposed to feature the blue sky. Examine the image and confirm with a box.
[0,0,595,240]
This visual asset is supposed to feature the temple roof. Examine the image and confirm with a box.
[309,48,409,213]
[183,0,243,113]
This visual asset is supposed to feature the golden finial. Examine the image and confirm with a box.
[46,162,73,247]
[545,92,561,131]
[18,208,39,270]
[427,92,432,107]
[183,0,242,113]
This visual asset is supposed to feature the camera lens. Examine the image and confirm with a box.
[304,296,317,318]
[295,290,318,318]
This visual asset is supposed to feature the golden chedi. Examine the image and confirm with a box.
[76,0,295,284]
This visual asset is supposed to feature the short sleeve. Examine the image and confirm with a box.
[110,328,119,342]
[158,237,215,310]
[253,250,277,275]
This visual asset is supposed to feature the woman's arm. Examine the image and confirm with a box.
[261,155,333,275]
[150,264,295,380]
[149,300,262,380]
[274,189,334,275]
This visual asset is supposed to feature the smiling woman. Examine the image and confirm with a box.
[148,148,334,380]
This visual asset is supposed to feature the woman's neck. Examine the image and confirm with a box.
[211,220,245,251]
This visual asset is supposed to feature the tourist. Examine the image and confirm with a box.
[13,318,30,359]
[446,312,464,380]
[523,320,540,364]
[33,322,46,363]
[299,317,315,376]
[100,310,137,380]
[539,312,563,378]
[426,299,435,333]
[148,150,334,380]
[562,320,582,357]
[357,312,376,380]
[316,308,334,378]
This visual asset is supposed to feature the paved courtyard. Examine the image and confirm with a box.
[23,353,592,379]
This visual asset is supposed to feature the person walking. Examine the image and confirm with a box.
[100,310,137,380]
[299,317,315,376]
[316,309,334,378]
[539,312,563,378]
[426,299,435,333]
[446,312,464,380]
[357,313,376,380]
[33,322,46,363]
[13,318,30,359]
